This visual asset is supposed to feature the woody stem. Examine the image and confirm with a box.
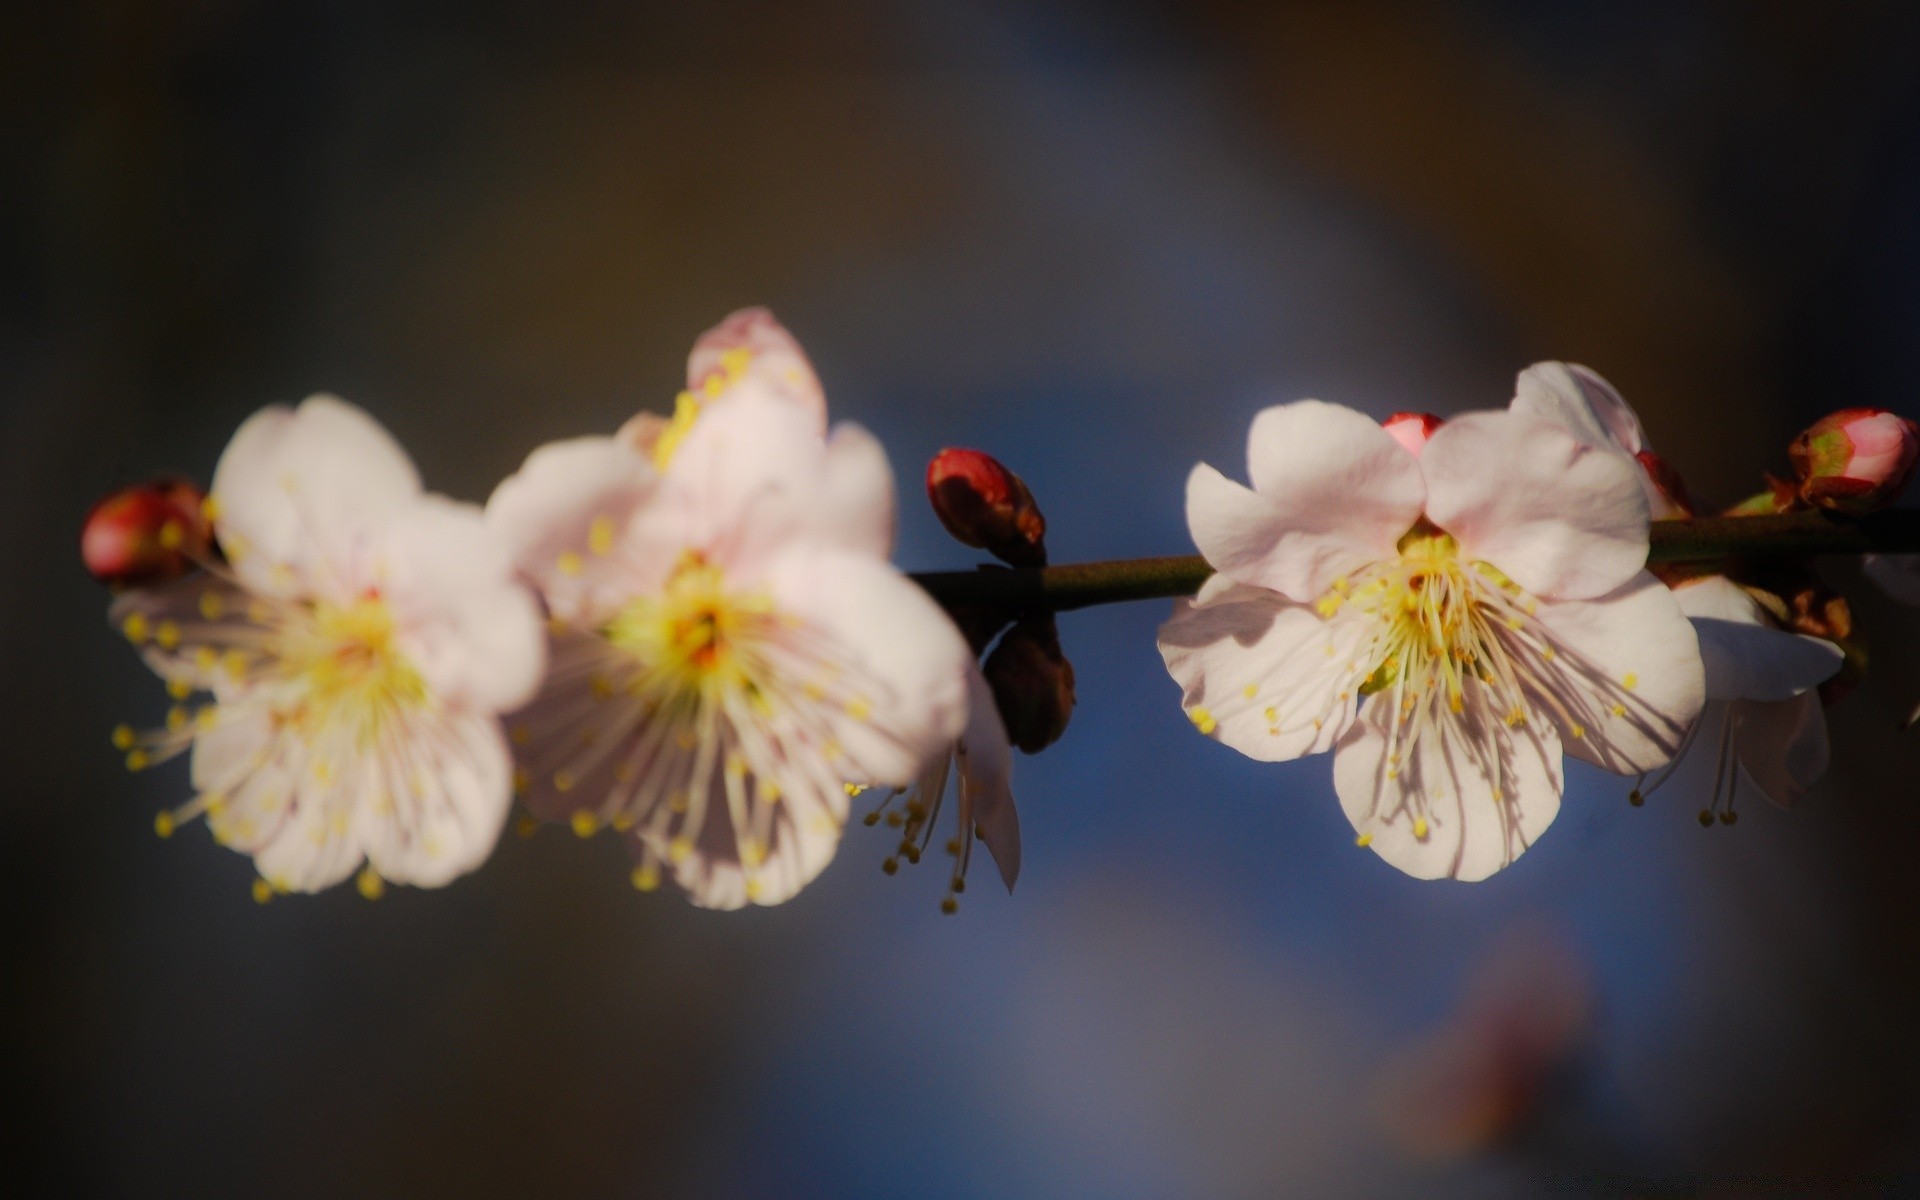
[910,509,1920,615]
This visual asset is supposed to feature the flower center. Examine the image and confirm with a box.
[277,594,429,746]
[1344,526,1512,712]
[603,552,775,692]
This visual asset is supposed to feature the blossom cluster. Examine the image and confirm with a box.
[92,313,1920,902]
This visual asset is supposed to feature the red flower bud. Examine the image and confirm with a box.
[1382,412,1444,457]
[983,615,1075,754]
[926,448,1047,567]
[81,478,211,586]
[1633,449,1694,517]
[1790,408,1920,513]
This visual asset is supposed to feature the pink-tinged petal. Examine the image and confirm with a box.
[208,395,422,599]
[957,665,1020,892]
[686,307,828,429]
[763,548,971,786]
[1334,688,1563,881]
[632,774,845,911]
[380,497,546,713]
[1526,572,1703,774]
[1511,363,1687,519]
[1424,410,1649,601]
[190,705,273,796]
[1866,554,1920,606]
[484,435,659,621]
[812,422,896,561]
[248,740,363,893]
[1734,693,1828,809]
[627,392,829,577]
[1188,401,1423,602]
[1157,580,1363,762]
[1673,576,1842,702]
[1511,362,1645,456]
[363,712,513,888]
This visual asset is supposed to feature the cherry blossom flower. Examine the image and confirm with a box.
[487,370,971,909]
[1510,363,1845,816]
[110,396,545,898]
[1158,400,1703,880]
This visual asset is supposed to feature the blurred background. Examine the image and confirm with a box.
[8,2,1920,1195]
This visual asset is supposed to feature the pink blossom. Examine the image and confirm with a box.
[110,397,545,896]
[487,316,973,909]
[1159,400,1704,880]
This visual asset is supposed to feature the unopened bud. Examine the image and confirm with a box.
[81,478,211,586]
[926,448,1047,567]
[1381,412,1444,457]
[983,615,1075,753]
[1790,408,1920,513]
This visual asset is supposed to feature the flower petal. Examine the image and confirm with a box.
[1188,401,1424,602]
[1526,571,1704,774]
[629,393,865,577]
[813,423,896,561]
[686,307,828,429]
[362,711,514,888]
[381,496,546,713]
[1157,580,1363,761]
[1424,410,1649,601]
[484,435,660,621]
[1334,687,1564,881]
[956,665,1020,892]
[1510,363,1683,519]
[1673,576,1843,702]
[209,395,422,599]
[762,548,972,786]
[1733,693,1828,809]
[1510,362,1646,455]
[631,772,845,911]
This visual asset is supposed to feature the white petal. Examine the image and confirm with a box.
[484,435,660,620]
[209,395,422,599]
[1673,576,1843,702]
[1511,362,1645,455]
[1424,410,1649,601]
[1157,581,1361,761]
[956,665,1020,892]
[1187,401,1424,602]
[1867,554,1920,606]
[190,705,273,795]
[763,548,971,786]
[363,712,514,888]
[686,307,828,429]
[379,497,546,713]
[634,757,847,911]
[1526,571,1704,774]
[814,423,896,560]
[1334,687,1564,881]
[1734,693,1829,809]
[249,742,362,893]
[628,393,841,576]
